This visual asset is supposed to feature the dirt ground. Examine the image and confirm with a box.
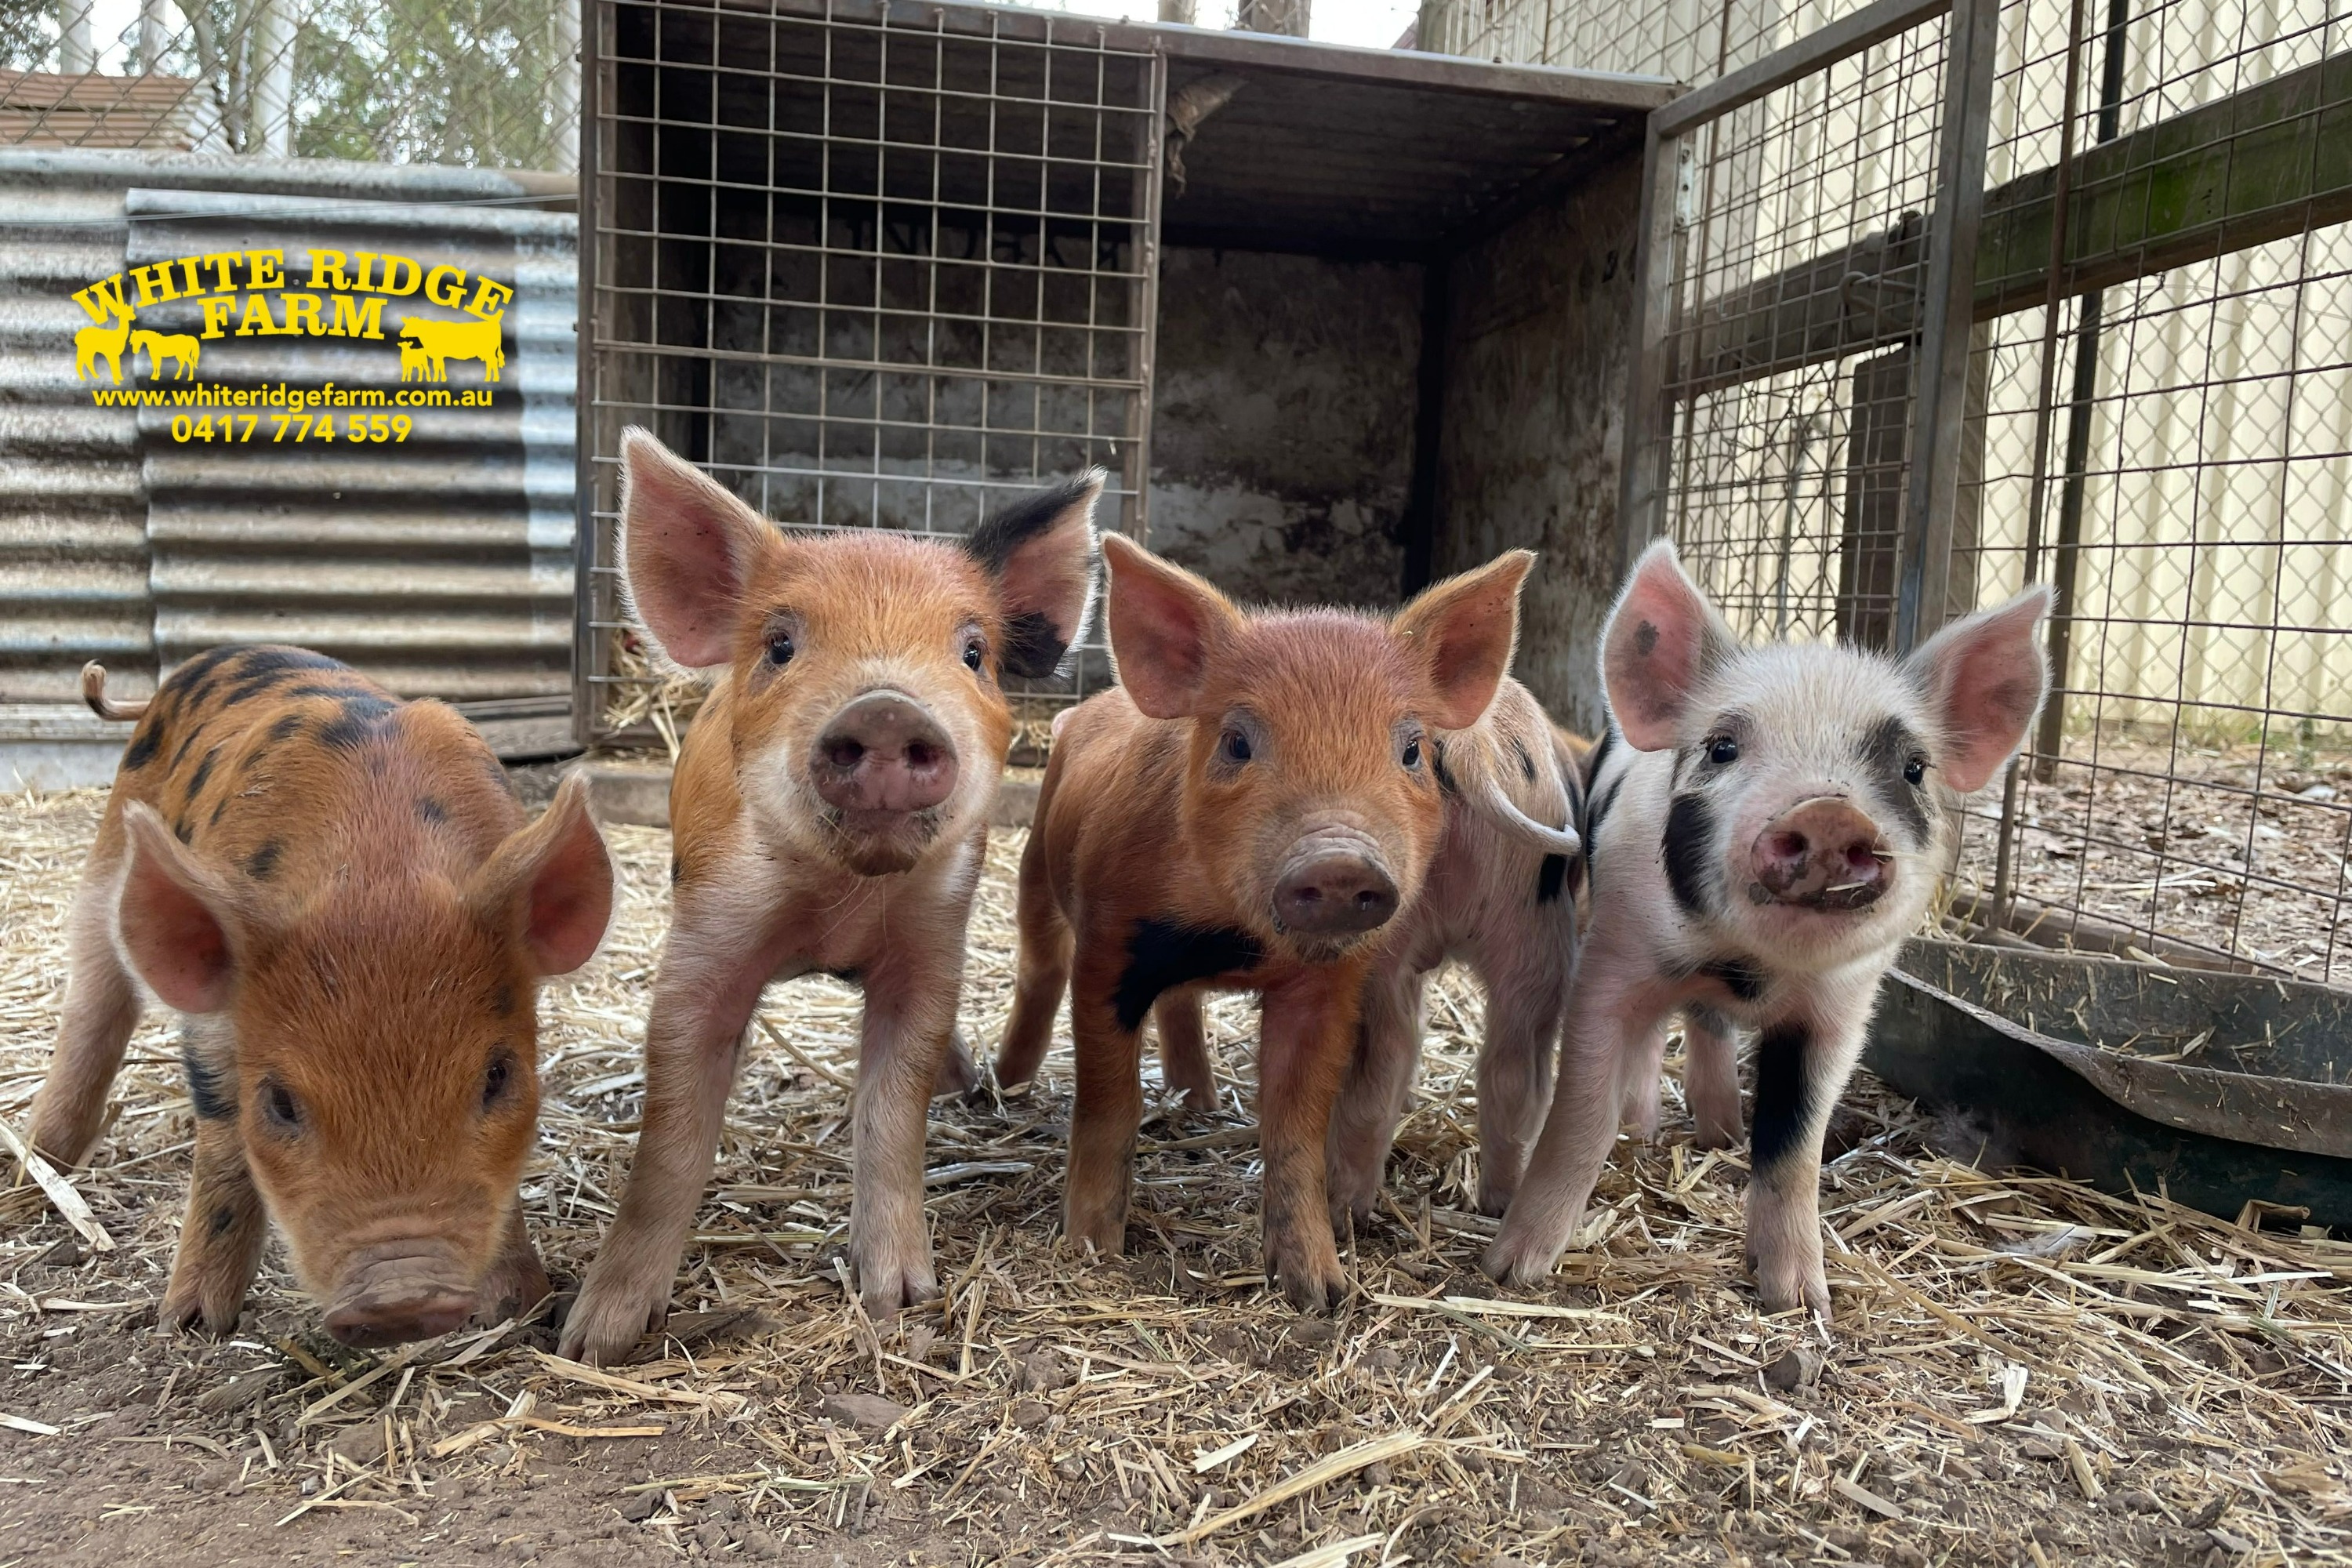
[4,784,2350,1567]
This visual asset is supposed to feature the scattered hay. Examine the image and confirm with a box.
[3,785,2350,1565]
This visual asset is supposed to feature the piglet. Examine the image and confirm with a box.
[995,538,1532,1308]
[1160,678,1587,1222]
[29,651,613,1346]
[1483,542,2049,1315]
[560,431,1101,1363]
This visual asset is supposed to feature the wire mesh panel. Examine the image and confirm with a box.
[1950,0,2352,985]
[577,0,1161,746]
[3,1,579,168]
[1621,0,1995,655]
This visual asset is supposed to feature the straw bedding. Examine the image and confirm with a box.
[3,783,2350,1566]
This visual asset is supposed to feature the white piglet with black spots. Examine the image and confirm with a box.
[1483,540,2051,1317]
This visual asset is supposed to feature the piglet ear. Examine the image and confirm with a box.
[618,428,776,671]
[1102,534,1242,720]
[114,804,245,1014]
[1602,540,1737,752]
[467,773,615,978]
[1393,549,1533,733]
[1904,584,2053,793]
[964,469,1104,679]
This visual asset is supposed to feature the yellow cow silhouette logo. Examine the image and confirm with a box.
[397,311,506,383]
[132,328,201,380]
[75,299,136,386]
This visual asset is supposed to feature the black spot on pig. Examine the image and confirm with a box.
[1662,794,1718,917]
[1748,1020,1814,1173]
[185,744,220,804]
[246,840,282,880]
[209,1204,238,1237]
[1634,620,1659,657]
[267,711,304,744]
[1583,775,1623,877]
[1510,735,1536,782]
[1860,715,1932,843]
[315,698,396,751]
[122,723,161,771]
[183,1040,235,1122]
[1116,919,1261,1032]
[418,797,448,825]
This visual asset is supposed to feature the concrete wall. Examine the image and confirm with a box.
[1432,154,1643,735]
[1146,246,1422,610]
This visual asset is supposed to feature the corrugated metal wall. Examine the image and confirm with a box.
[0,150,578,785]
[0,165,147,704]
[126,188,577,702]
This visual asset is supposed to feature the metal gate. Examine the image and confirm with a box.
[575,0,1163,749]
[1617,0,1999,656]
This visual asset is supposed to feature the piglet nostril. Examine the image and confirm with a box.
[826,738,867,769]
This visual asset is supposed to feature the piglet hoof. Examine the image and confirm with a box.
[1473,1179,1515,1219]
[557,1275,670,1366]
[1479,1214,1569,1287]
[851,1248,942,1318]
[1690,1115,1742,1152]
[156,1281,239,1339]
[1746,1246,1833,1320]
[1272,1253,1347,1315]
[932,1031,982,1098]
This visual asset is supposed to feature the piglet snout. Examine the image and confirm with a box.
[322,1248,475,1348]
[1273,829,1399,938]
[1748,797,1889,911]
[811,690,959,815]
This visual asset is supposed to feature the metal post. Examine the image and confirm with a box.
[251,0,297,157]
[139,0,170,71]
[550,0,583,175]
[1614,122,1687,573]
[1891,0,1998,655]
[57,1,94,74]
[1124,46,1167,546]
[571,0,604,750]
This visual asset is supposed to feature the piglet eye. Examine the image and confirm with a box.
[261,1079,302,1133]
[766,633,795,667]
[482,1053,514,1110]
[1904,756,1929,786]
[1401,737,1422,768]
[1705,735,1740,766]
[1219,728,1252,764]
[962,638,985,673]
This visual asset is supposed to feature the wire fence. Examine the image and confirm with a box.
[574,0,1162,746]
[2,0,580,169]
[1446,0,2352,983]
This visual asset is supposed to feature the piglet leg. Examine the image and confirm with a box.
[1483,963,1664,1285]
[159,1120,267,1335]
[1744,1002,1871,1319]
[560,935,766,1364]
[1472,944,1567,1214]
[1152,991,1218,1112]
[1682,1005,1744,1151]
[27,866,143,1167]
[1324,964,1421,1227]
[995,829,1072,1091]
[1258,964,1358,1312]
[847,942,961,1315]
[1062,945,1145,1258]
[1617,1022,1668,1142]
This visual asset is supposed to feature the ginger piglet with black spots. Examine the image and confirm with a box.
[30,650,613,1347]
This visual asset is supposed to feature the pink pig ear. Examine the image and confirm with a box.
[114,804,247,1014]
[469,773,615,978]
[617,428,777,671]
[1392,549,1533,733]
[1601,540,1736,752]
[1904,585,2053,793]
[1102,534,1242,720]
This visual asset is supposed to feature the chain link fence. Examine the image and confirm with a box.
[2,0,580,169]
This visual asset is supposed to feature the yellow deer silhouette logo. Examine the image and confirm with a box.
[75,299,136,386]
